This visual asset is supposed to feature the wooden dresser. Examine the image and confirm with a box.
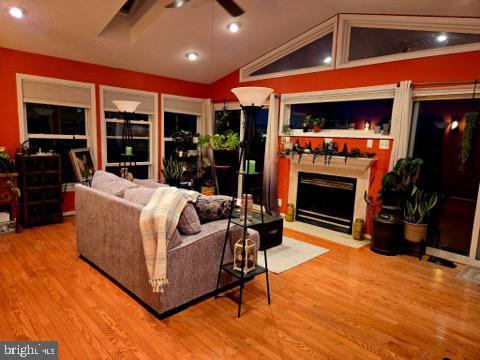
[16,154,63,227]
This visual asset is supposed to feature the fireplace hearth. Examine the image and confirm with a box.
[296,172,356,234]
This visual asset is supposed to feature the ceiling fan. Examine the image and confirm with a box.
[166,0,244,17]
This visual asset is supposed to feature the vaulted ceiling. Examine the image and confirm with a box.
[1,0,479,84]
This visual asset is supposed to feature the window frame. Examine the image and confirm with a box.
[239,16,337,82]
[161,94,205,162]
[336,14,480,69]
[100,85,158,181]
[16,74,97,188]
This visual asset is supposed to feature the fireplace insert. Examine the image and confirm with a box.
[296,172,356,234]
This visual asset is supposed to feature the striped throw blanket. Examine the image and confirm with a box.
[140,187,200,293]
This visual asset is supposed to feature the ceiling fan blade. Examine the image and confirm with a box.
[166,0,190,9]
[216,0,244,17]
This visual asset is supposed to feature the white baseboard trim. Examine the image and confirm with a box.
[63,211,76,216]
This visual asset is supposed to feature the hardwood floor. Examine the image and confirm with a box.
[0,217,479,359]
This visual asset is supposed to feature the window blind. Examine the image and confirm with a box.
[21,78,93,108]
[103,89,156,114]
[163,96,203,115]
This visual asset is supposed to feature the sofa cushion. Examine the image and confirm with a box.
[194,195,232,224]
[123,187,202,235]
[133,178,167,188]
[91,170,137,198]
[169,229,183,250]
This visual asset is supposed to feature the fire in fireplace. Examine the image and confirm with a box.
[296,172,356,234]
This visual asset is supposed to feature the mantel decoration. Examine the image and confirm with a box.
[215,86,273,317]
[280,140,376,165]
[113,100,141,180]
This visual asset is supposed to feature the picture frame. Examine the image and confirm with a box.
[69,148,95,183]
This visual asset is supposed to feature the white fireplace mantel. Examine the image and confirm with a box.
[288,154,377,174]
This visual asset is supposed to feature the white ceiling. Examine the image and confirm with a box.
[1,0,479,84]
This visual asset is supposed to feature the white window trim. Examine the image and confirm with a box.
[239,16,337,82]
[16,74,97,190]
[336,14,480,69]
[408,85,480,266]
[279,84,397,139]
[161,94,204,163]
[100,85,158,180]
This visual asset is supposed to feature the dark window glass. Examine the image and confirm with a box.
[250,32,333,76]
[164,112,197,138]
[105,165,149,179]
[106,123,150,137]
[410,99,480,256]
[28,138,88,183]
[26,103,86,135]
[164,141,176,161]
[215,109,241,135]
[289,99,394,132]
[107,139,149,163]
[349,27,480,62]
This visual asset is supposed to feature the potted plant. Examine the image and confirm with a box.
[403,187,438,243]
[200,131,240,167]
[305,115,326,133]
[161,157,184,187]
[171,130,196,157]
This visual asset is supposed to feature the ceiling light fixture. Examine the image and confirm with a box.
[9,7,25,19]
[437,34,448,43]
[186,52,199,61]
[323,56,332,65]
[227,22,240,33]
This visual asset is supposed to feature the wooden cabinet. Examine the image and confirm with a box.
[16,155,63,227]
[0,173,20,233]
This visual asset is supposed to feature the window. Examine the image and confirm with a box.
[101,86,158,180]
[337,14,480,68]
[240,17,336,81]
[289,99,394,133]
[215,109,241,135]
[17,74,96,185]
[163,111,198,160]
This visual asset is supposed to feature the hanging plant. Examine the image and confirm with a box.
[459,112,479,174]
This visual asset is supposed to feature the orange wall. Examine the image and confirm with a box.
[208,50,480,231]
[0,47,208,212]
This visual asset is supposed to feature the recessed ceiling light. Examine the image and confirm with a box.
[437,34,448,43]
[227,22,240,33]
[186,52,199,61]
[9,7,25,19]
[323,56,332,65]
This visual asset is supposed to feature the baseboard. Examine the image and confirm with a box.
[63,211,76,216]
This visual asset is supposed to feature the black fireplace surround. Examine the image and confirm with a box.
[296,172,356,234]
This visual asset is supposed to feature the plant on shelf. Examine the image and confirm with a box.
[0,147,20,197]
[305,115,326,132]
[199,131,240,167]
[459,112,479,174]
[403,186,438,243]
[161,157,184,187]
[171,130,196,155]
[281,124,293,136]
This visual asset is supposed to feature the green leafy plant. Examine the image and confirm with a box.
[380,157,423,197]
[200,131,240,151]
[404,186,438,224]
[281,124,293,136]
[305,115,326,127]
[171,130,196,152]
[161,157,184,185]
[459,112,479,173]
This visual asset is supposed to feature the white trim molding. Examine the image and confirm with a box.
[336,14,480,69]
[239,17,337,82]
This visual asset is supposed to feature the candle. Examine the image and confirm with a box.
[125,146,133,156]
[246,160,256,173]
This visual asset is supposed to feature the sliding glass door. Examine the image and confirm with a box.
[410,98,480,264]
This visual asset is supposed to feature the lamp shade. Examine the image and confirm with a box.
[231,87,273,107]
[112,100,141,113]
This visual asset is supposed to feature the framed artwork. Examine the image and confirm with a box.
[69,148,95,183]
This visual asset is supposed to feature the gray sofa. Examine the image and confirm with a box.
[75,184,259,316]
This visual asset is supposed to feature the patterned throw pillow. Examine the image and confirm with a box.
[194,195,232,224]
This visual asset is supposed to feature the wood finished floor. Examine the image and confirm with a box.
[0,218,479,359]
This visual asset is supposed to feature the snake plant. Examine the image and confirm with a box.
[403,186,438,224]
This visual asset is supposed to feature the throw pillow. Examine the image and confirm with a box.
[91,170,137,198]
[132,179,167,188]
[194,195,232,223]
[169,229,183,250]
[123,187,202,235]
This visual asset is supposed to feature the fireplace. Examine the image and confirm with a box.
[296,172,356,234]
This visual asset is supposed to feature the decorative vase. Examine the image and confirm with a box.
[313,124,322,132]
[371,205,402,256]
[285,203,295,222]
[403,222,428,243]
[353,218,365,240]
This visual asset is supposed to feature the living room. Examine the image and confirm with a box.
[0,1,480,359]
